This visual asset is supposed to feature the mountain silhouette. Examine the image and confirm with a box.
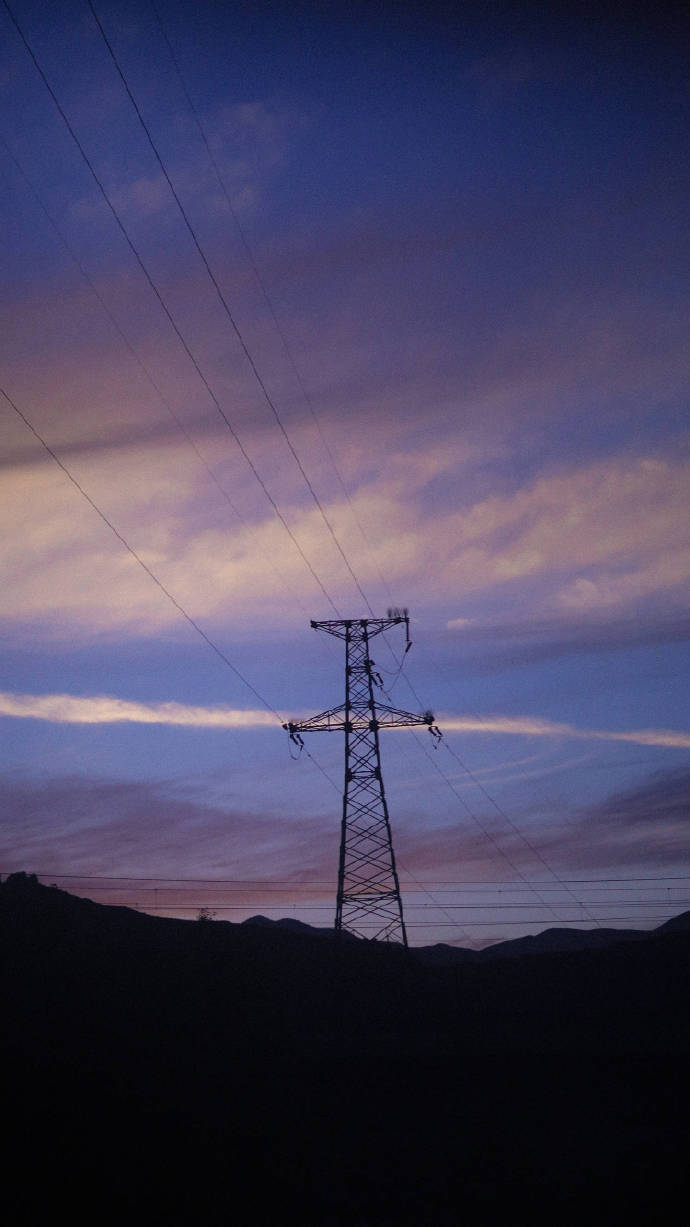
[242,902,690,961]
[2,872,688,1225]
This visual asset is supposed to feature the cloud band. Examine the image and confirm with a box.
[0,691,688,749]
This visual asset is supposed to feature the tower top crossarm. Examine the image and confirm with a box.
[311,608,410,643]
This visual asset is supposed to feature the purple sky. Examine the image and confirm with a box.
[1,0,688,945]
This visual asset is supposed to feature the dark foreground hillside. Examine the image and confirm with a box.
[2,874,689,1225]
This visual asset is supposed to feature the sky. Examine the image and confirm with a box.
[1,0,688,946]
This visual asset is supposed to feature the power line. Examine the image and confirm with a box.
[88,0,375,617]
[9,872,686,935]
[399,724,585,930]
[395,856,475,944]
[35,892,690,906]
[384,665,603,926]
[394,633,666,893]
[344,666,604,935]
[1,380,344,804]
[21,891,686,910]
[10,872,690,886]
[0,135,319,628]
[348,920,681,927]
[148,0,395,613]
[0,384,279,706]
[110,905,688,914]
[38,898,684,928]
[2,0,340,617]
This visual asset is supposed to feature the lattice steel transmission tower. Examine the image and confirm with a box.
[284,613,441,946]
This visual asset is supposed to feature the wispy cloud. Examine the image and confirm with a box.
[2,767,687,933]
[438,714,690,750]
[427,455,690,603]
[0,772,335,882]
[68,96,302,228]
[1,690,688,749]
[0,691,278,728]
[540,769,690,872]
[2,307,688,643]
[448,610,690,671]
[397,768,690,881]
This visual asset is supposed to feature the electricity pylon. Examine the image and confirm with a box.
[284,612,441,946]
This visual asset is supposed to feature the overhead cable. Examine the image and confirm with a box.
[149,0,395,612]
[14,871,690,886]
[89,0,375,617]
[0,136,320,627]
[389,668,602,925]
[2,0,340,616]
[0,383,337,794]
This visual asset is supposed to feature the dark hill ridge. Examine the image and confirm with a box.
[2,871,689,1058]
[242,907,690,961]
[2,873,689,1225]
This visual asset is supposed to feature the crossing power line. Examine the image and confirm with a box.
[6,871,688,886]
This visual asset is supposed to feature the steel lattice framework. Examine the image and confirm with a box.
[284,614,440,946]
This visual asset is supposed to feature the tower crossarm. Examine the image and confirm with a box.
[284,704,436,734]
[370,703,435,730]
[310,611,411,645]
[283,704,348,733]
